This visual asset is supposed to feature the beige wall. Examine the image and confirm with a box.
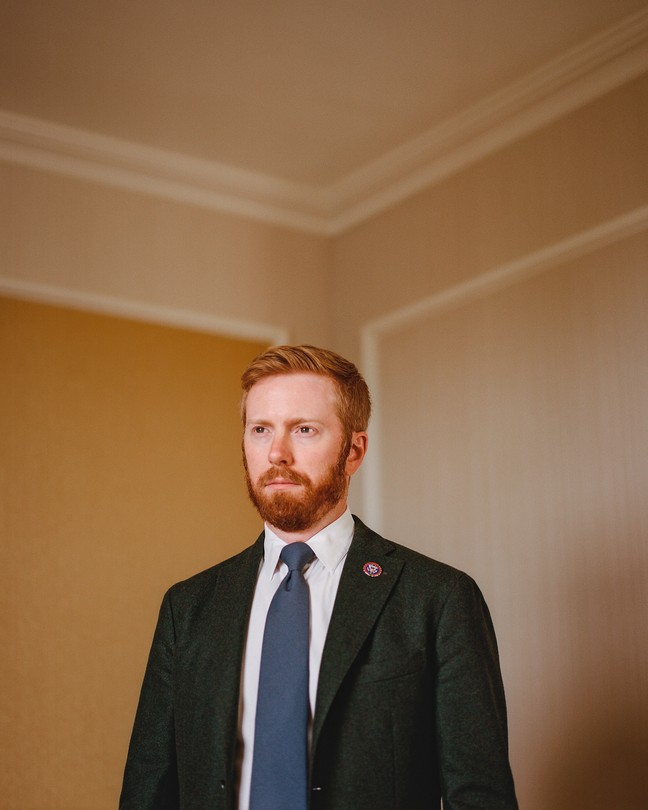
[0,162,333,347]
[1,72,647,809]
[379,235,648,808]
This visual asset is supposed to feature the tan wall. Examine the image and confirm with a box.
[0,296,266,808]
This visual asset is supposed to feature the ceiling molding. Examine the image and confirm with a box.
[0,277,289,345]
[0,112,332,234]
[1,8,647,236]
[329,8,648,232]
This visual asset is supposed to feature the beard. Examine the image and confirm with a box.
[243,442,349,533]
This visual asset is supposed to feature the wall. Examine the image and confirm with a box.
[334,75,648,808]
[0,296,267,807]
[379,235,648,808]
[0,161,333,347]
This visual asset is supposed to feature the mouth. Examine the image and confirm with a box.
[264,479,301,489]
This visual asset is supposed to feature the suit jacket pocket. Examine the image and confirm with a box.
[354,649,426,684]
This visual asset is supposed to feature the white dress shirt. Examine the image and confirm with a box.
[236,508,355,810]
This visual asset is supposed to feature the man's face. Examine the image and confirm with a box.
[243,373,363,536]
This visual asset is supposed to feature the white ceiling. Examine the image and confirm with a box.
[2,1,648,231]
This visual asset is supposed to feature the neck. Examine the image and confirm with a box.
[268,499,348,543]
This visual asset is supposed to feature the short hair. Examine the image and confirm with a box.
[241,344,371,436]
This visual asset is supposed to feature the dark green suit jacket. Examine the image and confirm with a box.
[120,517,517,809]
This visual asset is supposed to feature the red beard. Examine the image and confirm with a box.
[243,445,348,533]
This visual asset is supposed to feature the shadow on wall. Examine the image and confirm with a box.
[536,531,648,809]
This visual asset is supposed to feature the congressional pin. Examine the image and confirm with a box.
[363,561,383,577]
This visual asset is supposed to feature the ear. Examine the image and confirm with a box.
[345,432,368,476]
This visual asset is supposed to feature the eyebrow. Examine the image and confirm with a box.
[246,417,324,427]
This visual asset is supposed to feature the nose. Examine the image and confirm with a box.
[268,432,293,466]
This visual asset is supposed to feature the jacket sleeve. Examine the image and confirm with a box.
[434,573,518,809]
[120,590,180,810]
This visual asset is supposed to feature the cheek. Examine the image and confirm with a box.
[312,446,344,474]
[243,443,263,475]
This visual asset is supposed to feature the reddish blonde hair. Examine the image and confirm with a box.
[241,345,371,436]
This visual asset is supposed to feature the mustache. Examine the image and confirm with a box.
[257,468,312,487]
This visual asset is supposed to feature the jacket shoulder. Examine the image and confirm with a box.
[351,515,481,596]
[164,533,263,606]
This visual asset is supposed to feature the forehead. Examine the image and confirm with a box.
[245,373,339,421]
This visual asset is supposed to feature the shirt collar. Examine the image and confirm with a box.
[261,508,355,578]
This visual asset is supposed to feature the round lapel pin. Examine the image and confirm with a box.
[363,561,383,577]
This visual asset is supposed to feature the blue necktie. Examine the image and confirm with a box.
[250,542,315,810]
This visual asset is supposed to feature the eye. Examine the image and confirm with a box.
[251,426,268,434]
[297,425,315,434]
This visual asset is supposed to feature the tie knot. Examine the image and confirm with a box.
[280,542,315,573]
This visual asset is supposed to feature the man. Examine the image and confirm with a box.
[120,345,518,809]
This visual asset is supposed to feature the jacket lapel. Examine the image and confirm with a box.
[311,517,403,755]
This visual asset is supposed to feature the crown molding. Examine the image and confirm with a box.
[0,277,289,345]
[1,9,647,236]
[329,7,648,231]
[0,112,332,234]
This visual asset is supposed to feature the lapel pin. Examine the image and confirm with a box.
[363,561,383,577]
